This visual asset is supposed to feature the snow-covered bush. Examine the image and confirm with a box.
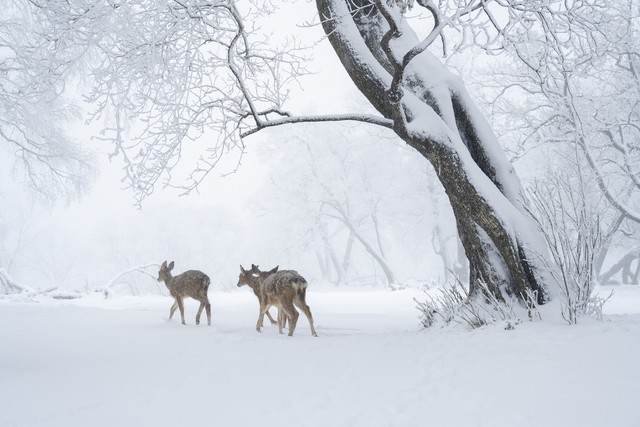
[522,288,542,322]
[415,279,523,330]
[526,173,604,324]
[585,291,615,322]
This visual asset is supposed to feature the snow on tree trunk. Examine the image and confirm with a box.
[316,0,549,303]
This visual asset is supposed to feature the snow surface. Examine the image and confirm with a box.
[1,286,639,427]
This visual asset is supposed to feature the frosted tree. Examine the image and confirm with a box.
[469,0,640,285]
[3,0,579,303]
[313,0,553,302]
[253,127,432,288]
[0,3,94,201]
[302,134,400,288]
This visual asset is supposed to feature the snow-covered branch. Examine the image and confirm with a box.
[97,263,163,297]
[0,2,95,201]
[240,113,393,138]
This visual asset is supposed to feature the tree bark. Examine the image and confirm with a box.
[316,0,549,303]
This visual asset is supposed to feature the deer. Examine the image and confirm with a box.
[250,265,318,337]
[157,260,211,326]
[236,264,279,327]
[247,264,291,330]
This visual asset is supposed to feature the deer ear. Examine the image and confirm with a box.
[168,261,175,270]
[251,264,260,273]
[240,265,246,274]
[161,261,167,268]
[269,266,279,274]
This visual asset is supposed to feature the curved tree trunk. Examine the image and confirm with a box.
[316,0,550,303]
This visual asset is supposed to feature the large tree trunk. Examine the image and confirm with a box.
[316,0,550,303]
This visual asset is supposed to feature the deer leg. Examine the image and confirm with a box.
[205,300,211,326]
[277,309,290,334]
[279,308,288,330]
[294,298,318,337]
[265,310,277,325]
[277,308,285,334]
[196,300,205,325]
[256,295,268,328]
[256,303,269,333]
[281,302,299,337]
[257,310,267,328]
[177,297,186,325]
[169,300,178,320]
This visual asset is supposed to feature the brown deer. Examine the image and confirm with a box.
[251,265,318,337]
[236,264,279,327]
[157,261,211,325]
[248,264,290,330]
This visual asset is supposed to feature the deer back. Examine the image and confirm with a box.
[169,270,210,300]
[262,270,307,300]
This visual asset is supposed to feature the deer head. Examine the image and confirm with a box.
[251,264,279,282]
[237,265,259,288]
[158,260,175,282]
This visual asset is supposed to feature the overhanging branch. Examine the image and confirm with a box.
[240,113,394,138]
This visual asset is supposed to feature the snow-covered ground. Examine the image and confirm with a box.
[1,286,639,427]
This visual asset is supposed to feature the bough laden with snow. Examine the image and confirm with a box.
[315,0,549,303]
[27,0,394,206]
